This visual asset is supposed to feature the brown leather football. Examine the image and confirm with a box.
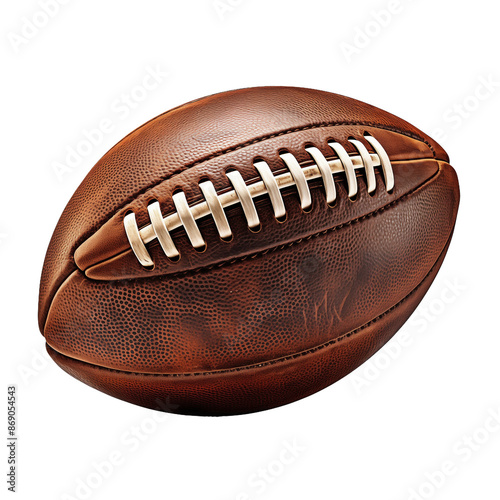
[39,86,459,416]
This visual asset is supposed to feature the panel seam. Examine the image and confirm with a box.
[102,121,437,220]
[87,164,441,282]
[43,163,441,334]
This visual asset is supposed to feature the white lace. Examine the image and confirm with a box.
[124,134,394,267]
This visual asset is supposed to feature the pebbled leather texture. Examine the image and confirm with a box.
[38,86,460,415]
[46,230,453,416]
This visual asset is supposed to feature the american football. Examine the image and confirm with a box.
[39,86,460,416]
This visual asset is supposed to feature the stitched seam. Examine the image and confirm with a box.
[79,157,435,275]
[48,231,450,378]
[74,121,436,255]
[96,165,440,282]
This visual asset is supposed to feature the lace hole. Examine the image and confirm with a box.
[249,223,262,234]
[198,175,211,185]
[194,243,207,253]
[276,214,287,224]
[302,202,313,214]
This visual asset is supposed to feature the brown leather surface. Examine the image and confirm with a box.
[38,86,460,415]
[44,161,458,376]
[39,86,449,330]
[46,228,454,416]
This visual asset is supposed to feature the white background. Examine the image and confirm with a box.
[1,1,499,499]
